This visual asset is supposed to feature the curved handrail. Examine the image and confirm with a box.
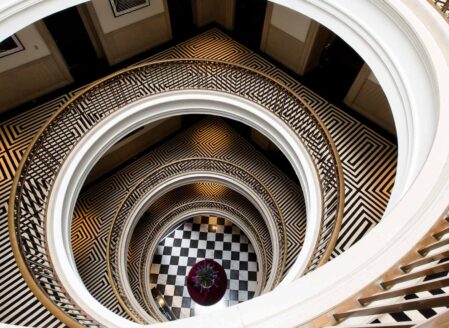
[126,183,271,317]
[8,59,344,325]
[137,203,267,319]
[106,158,286,323]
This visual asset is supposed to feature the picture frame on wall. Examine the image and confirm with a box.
[0,35,25,59]
[109,0,151,17]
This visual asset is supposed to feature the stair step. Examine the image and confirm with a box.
[401,249,449,272]
[418,238,449,256]
[433,226,449,240]
[381,262,449,289]
[334,294,449,321]
[359,276,449,305]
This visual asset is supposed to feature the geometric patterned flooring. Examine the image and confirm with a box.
[369,248,449,324]
[75,114,305,320]
[0,28,397,326]
[150,216,258,319]
[141,28,397,259]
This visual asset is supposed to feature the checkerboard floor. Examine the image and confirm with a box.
[150,216,259,319]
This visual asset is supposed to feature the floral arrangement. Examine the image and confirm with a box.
[193,262,219,291]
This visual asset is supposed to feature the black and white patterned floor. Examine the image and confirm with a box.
[150,216,259,319]
[0,29,398,326]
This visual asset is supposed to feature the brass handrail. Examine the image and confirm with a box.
[106,157,286,323]
[322,207,449,327]
[135,201,269,319]
[429,0,449,20]
[8,59,344,325]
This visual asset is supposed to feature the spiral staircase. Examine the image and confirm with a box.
[1,0,449,327]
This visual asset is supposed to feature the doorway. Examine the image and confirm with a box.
[303,33,364,104]
[167,0,195,40]
[233,0,267,49]
[43,6,104,82]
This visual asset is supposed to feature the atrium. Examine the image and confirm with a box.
[0,1,448,327]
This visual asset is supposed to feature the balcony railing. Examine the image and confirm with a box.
[8,59,344,325]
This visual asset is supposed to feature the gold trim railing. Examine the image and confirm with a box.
[8,59,344,325]
[106,158,285,323]
[135,201,269,319]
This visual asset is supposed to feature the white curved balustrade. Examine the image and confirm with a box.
[46,91,323,326]
[3,0,449,327]
[111,171,285,322]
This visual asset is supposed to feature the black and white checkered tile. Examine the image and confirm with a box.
[150,216,258,319]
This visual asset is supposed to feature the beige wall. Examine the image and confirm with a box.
[83,0,172,65]
[192,0,235,30]
[0,22,73,114]
[261,3,331,76]
[344,64,395,134]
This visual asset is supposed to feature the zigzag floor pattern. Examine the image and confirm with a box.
[0,29,397,326]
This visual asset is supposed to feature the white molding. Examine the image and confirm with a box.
[3,0,449,326]
[46,91,322,327]
[118,173,281,297]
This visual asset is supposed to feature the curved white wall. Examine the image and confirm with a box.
[3,0,449,326]
[118,173,283,296]
[46,91,322,327]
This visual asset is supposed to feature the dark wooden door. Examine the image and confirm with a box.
[234,0,267,49]
[167,0,195,40]
[304,34,364,104]
[44,6,102,82]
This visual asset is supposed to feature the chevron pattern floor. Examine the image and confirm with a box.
[0,29,397,326]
